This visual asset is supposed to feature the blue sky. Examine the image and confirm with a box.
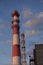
[0,0,43,65]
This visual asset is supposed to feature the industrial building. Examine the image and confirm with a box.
[34,44,43,65]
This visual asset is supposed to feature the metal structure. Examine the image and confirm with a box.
[29,56,34,65]
[21,34,26,65]
[11,10,21,65]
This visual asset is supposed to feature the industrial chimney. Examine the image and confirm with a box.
[11,10,21,65]
[21,34,26,65]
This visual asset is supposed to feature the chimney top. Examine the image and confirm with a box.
[21,34,25,38]
[12,10,20,17]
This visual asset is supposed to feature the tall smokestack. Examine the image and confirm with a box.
[11,10,21,65]
[21,34,26,65]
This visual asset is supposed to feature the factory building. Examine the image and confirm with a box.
[34,44,43,65]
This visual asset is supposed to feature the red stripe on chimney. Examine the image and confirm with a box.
[12,44,20,56]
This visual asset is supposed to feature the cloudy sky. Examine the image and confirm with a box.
[0,0,43,65]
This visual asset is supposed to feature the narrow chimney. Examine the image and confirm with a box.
[11,10,21,65]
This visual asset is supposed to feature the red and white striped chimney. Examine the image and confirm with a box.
[21,34,26,65]
[11,10,21,65]
[21,33,27,65]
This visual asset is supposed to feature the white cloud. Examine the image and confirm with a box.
[40,0,43,2]
[24,18,39,27]
[23,12,43,30]
[36,12,43,18]
[25,30,43,37]
[22,8,33,18]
